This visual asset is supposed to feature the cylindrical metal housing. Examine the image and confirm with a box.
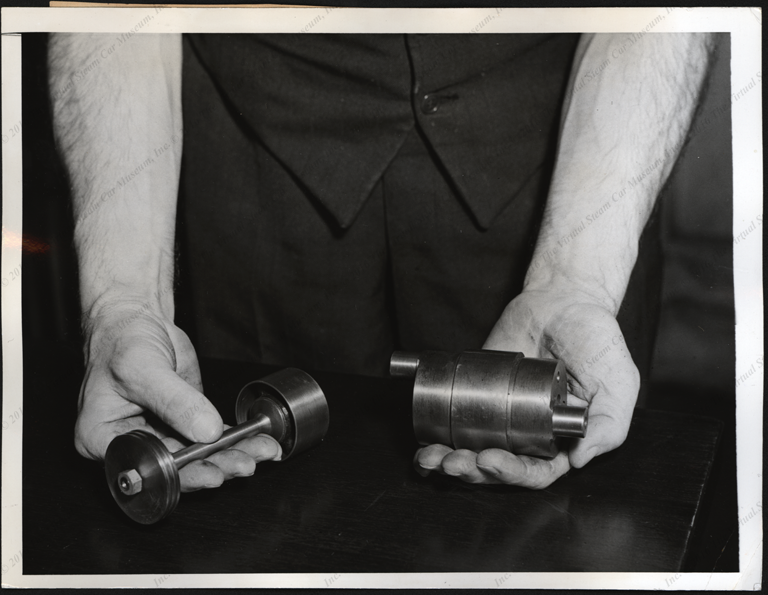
[392,349,588,459]
[506,357,566,457]
[411,351,457,446]
[451,350,523,452]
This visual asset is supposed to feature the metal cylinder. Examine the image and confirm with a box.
[451,350,523,452]
[392,349,588,459]
[552,405,588,438]
[236,368,329,460]
[390,351,420,377]
[105,430,180,524]
[172,414,272,469]
[411,351,457,446]
[506,357,567,457]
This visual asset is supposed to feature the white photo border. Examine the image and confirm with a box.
[1,6,762,590]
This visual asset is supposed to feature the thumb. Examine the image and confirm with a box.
[568,412,629,468]
[130,366,223,444]
[566,331,639,468]
[568,373,637,468]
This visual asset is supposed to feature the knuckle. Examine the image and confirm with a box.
[241,457,257,476]
[108,351,141,387]
[477,448,506,467]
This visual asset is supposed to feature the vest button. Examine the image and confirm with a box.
[420,93,440,115]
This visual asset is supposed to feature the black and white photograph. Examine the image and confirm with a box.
[1,5,762,589]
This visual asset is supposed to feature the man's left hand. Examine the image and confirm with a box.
[413,289,639,489]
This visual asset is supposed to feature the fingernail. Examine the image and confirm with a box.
[190,411,221,443]
[477,464,501,476]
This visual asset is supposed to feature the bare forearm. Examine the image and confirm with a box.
[49,33,182,327]
[525,33,714,313]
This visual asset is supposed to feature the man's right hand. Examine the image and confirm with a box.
[48,34,257,487]
[77,303,281,492]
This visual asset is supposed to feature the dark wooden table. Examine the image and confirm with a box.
[22,341,723,574]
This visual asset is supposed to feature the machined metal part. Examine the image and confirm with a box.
[236,368,330,461]
[391,349,587,458]
[104,368,329,524]
[105,430,179,524]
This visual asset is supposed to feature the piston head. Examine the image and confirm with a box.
[236,368,329,460]
[104,430,180,525]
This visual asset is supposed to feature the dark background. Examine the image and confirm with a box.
[17,31,737,570]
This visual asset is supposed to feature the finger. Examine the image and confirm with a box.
[441,449,501,484]
[569,354,638,468]
[476,449,570,489]
[229,434,282,462]
[569,409,633,468]
[567,392,588,407]
[178,460,226,492]
[74,367,151,460]
[116,357,223,444]
[203,449,257,479]
[545,314,639,468]
[162,436,235,492]
[161,435,188,453]
[159,426,281,464]
[413,444,453,476]
[166,433,275,492]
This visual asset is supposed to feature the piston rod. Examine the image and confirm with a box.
[172,415,271,469]
[116,414,274,496]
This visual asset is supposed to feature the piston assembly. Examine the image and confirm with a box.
[391,350,588,458]
[105,368,329,524]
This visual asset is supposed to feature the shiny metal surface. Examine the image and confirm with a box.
[106,368,330,523]
[552,405,588,438]
[172,415,272,469]
[391,350,589,458]
[117,469,142,496]
[390,352,420,377]
[507,357,564,457]
[236,368,329,460]
[411,351,456,446]
[452,350,522,451]
[105,430,179,525]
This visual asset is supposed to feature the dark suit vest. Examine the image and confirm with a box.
[185,33,580,230]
